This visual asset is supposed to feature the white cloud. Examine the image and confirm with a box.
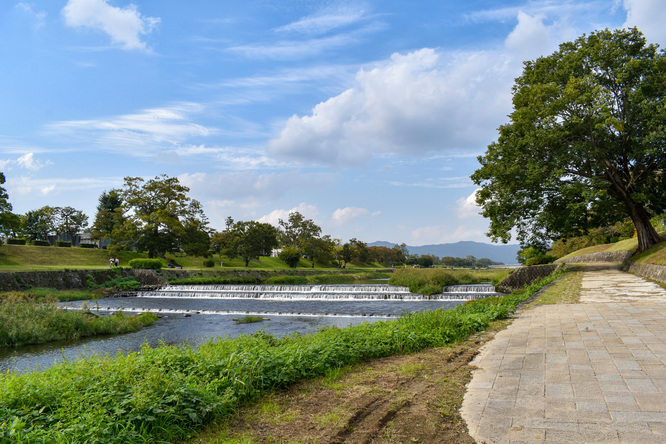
[257,203,320,226]
[47,104,211,155]
[330,206,370,226]
[41,184,56,195]
[456,189,481,219]
[16,2,47,29]
[623,0,666,45]
[505,11,552,60]
[14,153,51,171]
[268,47,516,167]
[62,0,160,51]
[276,7,367,35]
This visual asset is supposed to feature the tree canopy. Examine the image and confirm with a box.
[472,28,666,253]
[117,175,209,258]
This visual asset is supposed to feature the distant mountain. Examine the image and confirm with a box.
[369,241,521,265]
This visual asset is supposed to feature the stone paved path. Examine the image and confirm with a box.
[461,264,666,443]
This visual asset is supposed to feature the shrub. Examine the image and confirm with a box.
[56,241,72,247]
[128,258,163,269]
[32,240,51,247]
[6,238,26,245]
[79,243,96,249]
[203,258,215,268]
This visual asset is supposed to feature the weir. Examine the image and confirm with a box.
[137,283,500,301]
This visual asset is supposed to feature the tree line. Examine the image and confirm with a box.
[0,174,409,268]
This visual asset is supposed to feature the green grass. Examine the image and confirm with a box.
[389,267,510,295]
[559,232,666,263]
[234,315,266,324]
[0,270,561,443]
[0,292,158,347]
[0,244,146,271]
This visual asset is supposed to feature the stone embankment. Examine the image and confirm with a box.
[495,263,562,293]
[0,268,376,292]
[555,249,666,286]
[554,250,633,264]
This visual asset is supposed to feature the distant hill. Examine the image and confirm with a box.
[369,241,521,265]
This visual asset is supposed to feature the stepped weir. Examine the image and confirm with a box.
[137,283,499,301]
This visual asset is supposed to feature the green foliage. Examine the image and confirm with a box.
[0,292,157,347]
[389,268,507,295]
[21,206,58,241]
[203,258,215,268]
[116,175,210,258]
[278,246,302,268]
[221,219,278,267]
[234,315,266,324]
[472,28,666,253]
[6,238,26,245]
[32,240,50,247]
[56,206,89,244]
[56,241,72,247]
[549,219,636,257]
[0,270,560,443]
[79,243,96,249]
[95,276,142,291]
[128,258,163,269]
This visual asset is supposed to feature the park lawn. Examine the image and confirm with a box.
[0,244,146,271]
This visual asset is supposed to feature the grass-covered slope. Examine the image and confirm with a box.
[558,232,666,262]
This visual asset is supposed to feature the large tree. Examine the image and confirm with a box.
[22,206,58,241]
[56,206,89,245]
[91,189,124,245]
[119,175,208,258]
[472,28,666,253]
[222,218,278,266]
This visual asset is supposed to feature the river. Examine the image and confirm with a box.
[0,283,499,374]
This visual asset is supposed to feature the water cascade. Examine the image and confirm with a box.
[136,283,500,301]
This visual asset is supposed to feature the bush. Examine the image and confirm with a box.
[128,258,163,269]
[6,238,26,245]
[32,240,51,247]
[56,241,72,247]
[203,258,215,268]
[79,243,97,249]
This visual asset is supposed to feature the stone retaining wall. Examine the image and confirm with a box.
[496,264,562,293]
[625,262,666,285]
[0,269,162,292]
[555,250,633,264]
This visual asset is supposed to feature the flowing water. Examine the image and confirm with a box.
[0,283,499,374]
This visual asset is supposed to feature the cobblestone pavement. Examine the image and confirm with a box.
[461,264,666,443]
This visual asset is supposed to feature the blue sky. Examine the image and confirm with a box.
[1,0,665,246]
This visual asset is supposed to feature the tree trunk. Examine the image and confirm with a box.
[626,199,661,253]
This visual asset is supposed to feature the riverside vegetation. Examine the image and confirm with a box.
[0,271,561,443]
[0,289,157,348]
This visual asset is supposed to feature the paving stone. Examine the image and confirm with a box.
[461,264,666,443]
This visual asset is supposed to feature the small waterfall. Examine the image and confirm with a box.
[136,283,501,301]
[441,284,497,294]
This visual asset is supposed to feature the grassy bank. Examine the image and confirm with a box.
[0,292,158,347]
[389,267,510,295]
[0,271,560,443]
